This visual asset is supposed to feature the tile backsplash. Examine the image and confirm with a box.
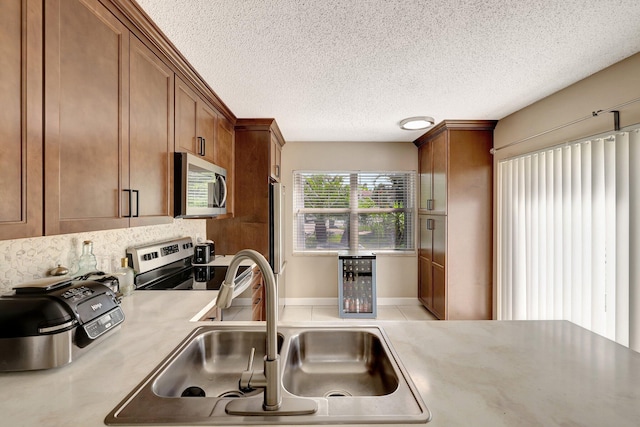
[0,219,206,294]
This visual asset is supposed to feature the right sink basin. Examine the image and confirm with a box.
[282,329,399,397]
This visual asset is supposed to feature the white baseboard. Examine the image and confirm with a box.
[376,298,423,306]
[284,298,337,306]
[283,297,422,306]
[232,297,423,307]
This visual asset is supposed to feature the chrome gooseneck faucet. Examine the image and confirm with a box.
[215,249,317,416]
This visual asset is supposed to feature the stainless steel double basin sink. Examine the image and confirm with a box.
[105,325,431,425]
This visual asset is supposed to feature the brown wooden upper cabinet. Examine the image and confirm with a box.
[128,35,174,227]
[0,0,43,240]
[44,0,173,235]
[175,76,216,163]
[174,76,235,217]
[414,120,497,320]
[1,0,237,241]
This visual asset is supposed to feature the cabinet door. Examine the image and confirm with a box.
[432,132,447,213]
[431,215,446,319]
[270,134,282,182]
[432,215,446,267]
[0,0,43,239]
[432,263,446,319]
[418,142,432,211]
[175,76,198,155]
[418,255,432,309]
[215,115,234,216]
[198,101,216,163]
[418,215,434,312]
[129,36,173,226]
[44,0,130,235]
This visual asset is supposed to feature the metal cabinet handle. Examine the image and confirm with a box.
[201,138,206,156]
[132,190,139,218]
[123,189,132,218]
[123,189,140,218]
[426,218,435,230]
[275,164,280,178]
[427,199,434,210]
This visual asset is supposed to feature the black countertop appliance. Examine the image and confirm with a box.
[0,277,124,371]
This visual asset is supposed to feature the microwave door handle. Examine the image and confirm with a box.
[218,175,228,207]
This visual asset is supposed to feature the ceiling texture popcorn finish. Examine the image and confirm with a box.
[135,0,640,142]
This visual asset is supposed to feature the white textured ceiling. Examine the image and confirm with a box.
[135,0,640,142]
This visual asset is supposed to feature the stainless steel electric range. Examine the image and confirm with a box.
[126,237,250,291]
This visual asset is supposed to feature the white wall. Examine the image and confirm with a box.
[281,141,419,302]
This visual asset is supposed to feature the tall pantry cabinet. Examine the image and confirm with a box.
[206,119,284,257]
[414,120,497,320]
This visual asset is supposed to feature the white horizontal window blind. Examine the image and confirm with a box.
[293,171,416,252]
[498,128,640,350]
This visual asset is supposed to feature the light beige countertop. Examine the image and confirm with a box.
[1,290,639,426]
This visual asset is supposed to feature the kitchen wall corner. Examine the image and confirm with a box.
[0,219,206,294]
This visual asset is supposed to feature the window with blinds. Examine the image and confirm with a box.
[293,171,416,252]
[497,127,640,350]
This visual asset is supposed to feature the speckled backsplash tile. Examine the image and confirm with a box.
[0,219,206,294]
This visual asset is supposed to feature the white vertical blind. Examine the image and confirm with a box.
[498,128,640,351]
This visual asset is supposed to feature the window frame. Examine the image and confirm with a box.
[293,170,417,255]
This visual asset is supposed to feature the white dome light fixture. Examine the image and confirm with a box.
[399,116,435,131]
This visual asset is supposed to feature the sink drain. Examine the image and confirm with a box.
[181,386,206,397]
[324,390,353,398]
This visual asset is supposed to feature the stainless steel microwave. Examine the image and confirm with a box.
[174,152,227,218]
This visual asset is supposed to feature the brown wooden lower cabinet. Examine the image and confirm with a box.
[431,264,446,319]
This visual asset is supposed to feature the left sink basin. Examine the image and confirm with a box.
[153,329,282,399]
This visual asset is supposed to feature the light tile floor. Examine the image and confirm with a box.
[221,303,437,321]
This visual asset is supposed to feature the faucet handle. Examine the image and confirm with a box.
[245,347,256,371]
[239,347,256,392]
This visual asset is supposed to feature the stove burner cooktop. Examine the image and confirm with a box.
[127,237,250,291]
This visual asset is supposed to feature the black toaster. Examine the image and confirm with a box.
[194,240,215,264]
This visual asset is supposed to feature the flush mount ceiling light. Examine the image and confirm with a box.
[399,116,435,130]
